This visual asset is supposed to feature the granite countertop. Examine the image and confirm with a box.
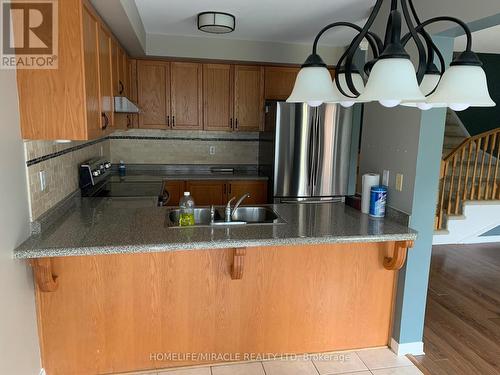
[14,199,417,259]
[110,173,268,182]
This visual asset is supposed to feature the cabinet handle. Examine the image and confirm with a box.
[172,116,175,127]
[235,119,238,130]
[229,184,232,194]
[101,112,109,130]
[166,115,170,127]
[118,80,124,95]
[126,115,131,128]
[230,118,233,130]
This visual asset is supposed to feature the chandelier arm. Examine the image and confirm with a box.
[311,22,379,58]
[401,0,428,83]
[333,39,362,99]
[401,16,473,52]
[408,0,446,75]
[341,0,384,97]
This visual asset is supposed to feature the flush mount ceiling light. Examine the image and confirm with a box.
[287,0,495,111]
[198,12,235,34]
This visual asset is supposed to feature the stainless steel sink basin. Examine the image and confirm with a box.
[167,206,285,228]
[229,207,279,223]
[168,208,221,226]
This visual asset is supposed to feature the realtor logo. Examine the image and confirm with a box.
[1,0,58,69]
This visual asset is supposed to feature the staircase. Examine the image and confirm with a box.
[434,126,500,244]
[442,109,468,158]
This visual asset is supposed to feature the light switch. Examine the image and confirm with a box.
[396,173,404,191]
[382,170,390,186]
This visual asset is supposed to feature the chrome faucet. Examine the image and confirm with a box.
[225,193,251,222]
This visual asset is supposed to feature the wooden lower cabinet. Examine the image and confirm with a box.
[186,180,227,206]
[163,180,185,206]
[227,180,267,204]
[34,242,398,374]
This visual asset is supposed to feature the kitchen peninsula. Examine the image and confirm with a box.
[15,199,416,375]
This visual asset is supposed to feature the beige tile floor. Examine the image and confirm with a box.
[119,348,423,375]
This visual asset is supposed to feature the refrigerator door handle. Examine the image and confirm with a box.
[308,111,315,188]
[314,110,321,187]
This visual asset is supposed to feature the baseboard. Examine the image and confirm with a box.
[390,338,425,356]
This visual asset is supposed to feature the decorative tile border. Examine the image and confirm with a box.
[26,137,108,167]
[26,134,260,167]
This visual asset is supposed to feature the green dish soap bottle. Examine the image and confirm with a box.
[179,192,195,226]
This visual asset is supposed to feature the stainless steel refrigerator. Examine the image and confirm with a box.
[259,101,353,203]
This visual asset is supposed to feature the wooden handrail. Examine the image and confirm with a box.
[436,127,500,230]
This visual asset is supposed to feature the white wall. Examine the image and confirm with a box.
[147,33,344,65]
[0,70,41,374]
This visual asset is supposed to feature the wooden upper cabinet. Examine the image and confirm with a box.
[203,64,233,131]
[264,66,300,100]
[97,25,114,131]
[16,0,115,140]
[118,47,128,96]
[170,62,202,130]
[81,5,102,139]
[137,60,170,129]
[234,65,265,132]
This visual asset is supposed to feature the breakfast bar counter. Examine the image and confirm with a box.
[15,199,417,375]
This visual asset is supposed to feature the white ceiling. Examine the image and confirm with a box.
[454,24,500,54]
[134,0,377,46]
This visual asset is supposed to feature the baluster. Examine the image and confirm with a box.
[447,154,458,215]
[471,138,482,200]
[454,147,466,214]
[477,135,489,200]
[437,161,448,229]
[463,142,473,202]
[485,133,497,199]
[493,132,500,199]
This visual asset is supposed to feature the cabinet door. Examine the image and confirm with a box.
[137,60,170,129]
[203,64,233,131]
[118,47,128,96]
[170,62,202,130]
[98,25,114,132]
[186,181,227,206]
[234,65,264,132]
[228,180,268,204]
[264,66,300,100]
[163,181,185,206]
[128,59,138,128]
[82,6,102,139]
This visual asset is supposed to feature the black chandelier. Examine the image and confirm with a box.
[287,0,495,111]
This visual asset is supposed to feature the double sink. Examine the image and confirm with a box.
[167,206,285,227]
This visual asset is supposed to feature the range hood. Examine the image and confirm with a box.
[114,96,140,113]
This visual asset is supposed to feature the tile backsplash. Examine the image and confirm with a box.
[23,129,261,220]
[24,138,110,221]
[109,129,260,165]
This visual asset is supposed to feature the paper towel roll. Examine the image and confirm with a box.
[361,173,380,214]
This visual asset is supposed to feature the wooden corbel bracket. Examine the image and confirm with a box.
[231,248,246,280]
[384,240,414,271]
[29,258,58,292]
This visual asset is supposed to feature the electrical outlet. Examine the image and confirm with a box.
[396,173,404,191]
[382,170,390,186]
[209,146,216,155]
[100,145,103,157]
[39,171,47,192]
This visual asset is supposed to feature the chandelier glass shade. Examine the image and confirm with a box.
[288,0,495,111]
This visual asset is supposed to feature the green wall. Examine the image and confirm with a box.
[457,53,500,136]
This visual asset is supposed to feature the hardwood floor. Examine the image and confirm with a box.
[410,243,500,375]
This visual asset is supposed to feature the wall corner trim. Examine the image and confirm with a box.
[390,338,425,356]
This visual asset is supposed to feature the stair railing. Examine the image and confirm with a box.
[436,127,500,230]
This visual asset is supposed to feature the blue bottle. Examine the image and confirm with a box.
[118,160,126,177]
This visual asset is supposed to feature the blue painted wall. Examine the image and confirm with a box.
[391,36,455,345]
